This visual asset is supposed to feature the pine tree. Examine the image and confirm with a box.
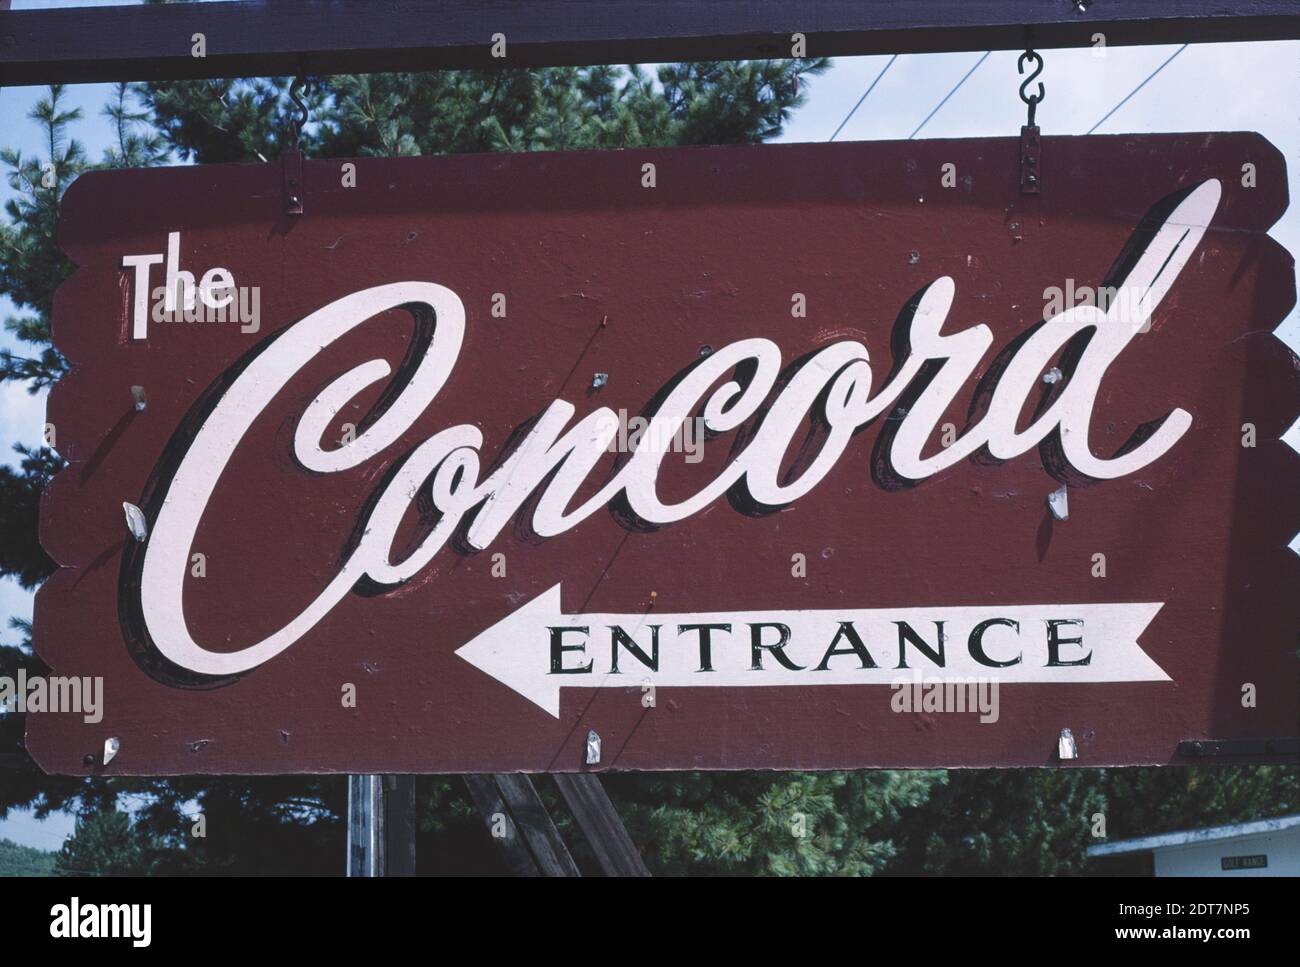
[0,836,56,876]
[54,810,166,877]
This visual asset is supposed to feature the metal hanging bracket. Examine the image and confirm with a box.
[283,75,310,215]
[1017,46,1045,195]
[1019,124,1041,195]
[282,145,304,215]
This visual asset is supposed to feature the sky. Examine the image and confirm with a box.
[0,4,1297,852]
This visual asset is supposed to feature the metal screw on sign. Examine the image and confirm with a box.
[1057,728,1078,761]
[1047,484,1069,521]
[122,501,148,542]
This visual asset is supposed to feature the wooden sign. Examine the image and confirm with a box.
[29,133,1298,774]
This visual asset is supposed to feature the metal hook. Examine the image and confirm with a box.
[288,75,311,146]
[1017,50,1045,127]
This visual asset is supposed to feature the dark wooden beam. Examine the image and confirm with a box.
[465,774,581,877]
[464,775,545,876]
[383,775,417,876]
[2,1,1299,87]
[553,774,651,877]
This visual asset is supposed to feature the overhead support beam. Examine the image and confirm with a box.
[2,1,1300,87]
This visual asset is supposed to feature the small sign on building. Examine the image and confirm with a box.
[1090,814,1300,876]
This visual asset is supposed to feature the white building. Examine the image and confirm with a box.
[1088,814,1300,876]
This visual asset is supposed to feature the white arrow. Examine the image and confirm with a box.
[455,584,1170,717]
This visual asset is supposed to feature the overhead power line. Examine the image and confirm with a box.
[909,51,991,139]
[828,54,898,142]
[1087,44,1189,134]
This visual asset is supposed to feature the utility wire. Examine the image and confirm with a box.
[1086,44,1188,134]
[828,54,898,142]
[909,51,991,139]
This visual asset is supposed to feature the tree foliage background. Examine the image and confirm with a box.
[1,43,1294,875]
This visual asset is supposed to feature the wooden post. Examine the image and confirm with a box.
[553,774,651,877]
[384,775,418,876]
[348,774,417,876]
[463,775,547,876]
[464,774,581,876]
[466,773,651,876]
[347,774,383,876]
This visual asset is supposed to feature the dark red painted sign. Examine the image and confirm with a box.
[30,133,1298,774]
